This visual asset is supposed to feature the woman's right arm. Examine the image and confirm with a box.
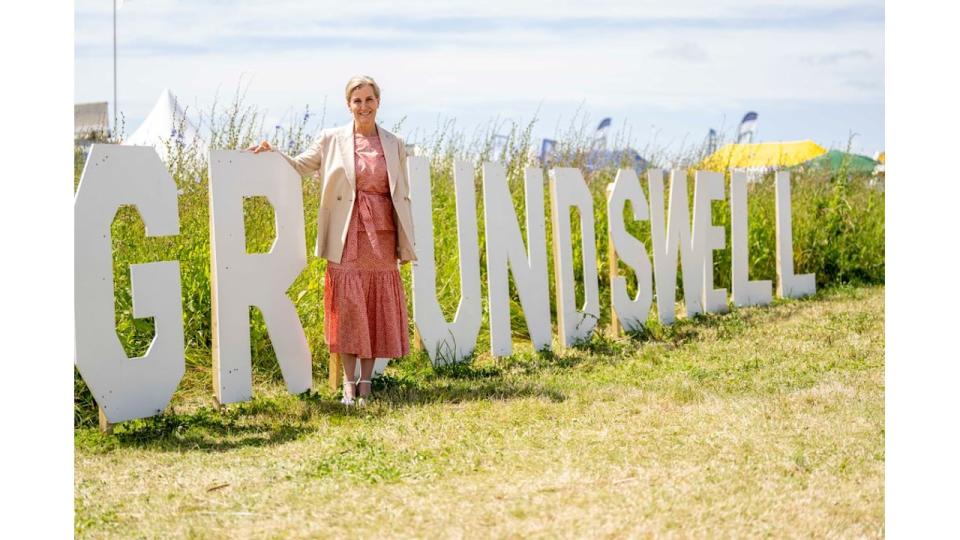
[246,135,324,177]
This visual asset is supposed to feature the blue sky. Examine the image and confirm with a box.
[74,0,884,157]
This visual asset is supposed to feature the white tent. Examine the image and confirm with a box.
[124,88,207,161]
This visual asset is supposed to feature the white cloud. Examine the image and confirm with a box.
[652,42,709,63]
[75,0,884,152]
[801,49,874,65]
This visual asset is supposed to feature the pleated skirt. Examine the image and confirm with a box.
[324,229,410,359]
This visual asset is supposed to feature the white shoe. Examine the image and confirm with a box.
[357,379,372,408]
[341,380,357,407]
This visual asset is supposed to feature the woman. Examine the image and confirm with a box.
[248,75,417,406]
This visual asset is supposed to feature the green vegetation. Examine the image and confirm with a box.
[74,95,884,536]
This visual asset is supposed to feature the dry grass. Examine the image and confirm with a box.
[75,285,884,538]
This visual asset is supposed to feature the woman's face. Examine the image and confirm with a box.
[348,85,379,130]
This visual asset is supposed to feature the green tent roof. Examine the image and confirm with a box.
[796,150,878,174]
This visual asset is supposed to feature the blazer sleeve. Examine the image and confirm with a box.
[398,136,407,170]
[398,136,416,241]
[278,133,324,177]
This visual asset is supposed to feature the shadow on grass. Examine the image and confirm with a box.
[341,350,567,407]
[626,289,838,347]
[374,375,567,406]
[75,400,316,454]
[76,353,567,453]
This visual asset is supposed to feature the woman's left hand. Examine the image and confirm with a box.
[245,140,274,153]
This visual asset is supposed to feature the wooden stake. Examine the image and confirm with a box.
[549,174,566,347]
[209,184,224,405]
[328,353,342,391]
[413,325,423,351]
[606,184,620,337]
[98,407,114,434]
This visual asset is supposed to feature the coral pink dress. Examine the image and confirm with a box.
[324,131,410,359]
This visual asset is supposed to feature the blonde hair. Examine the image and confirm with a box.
[345,75,381,102]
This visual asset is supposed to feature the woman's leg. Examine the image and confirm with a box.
[358,358,376,397]
[341,353,358,400]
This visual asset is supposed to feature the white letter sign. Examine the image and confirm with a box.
[549,167,600,346]
[730,171,772,307]
[649,169,703,323]
[606,168,653,332]
[209,150,311,404]
[410,158,483,363]
[483,164,552,355]
[75,145,185,423]
[74,144,830,426]
[774,171,816,298]
[693,171,728,314]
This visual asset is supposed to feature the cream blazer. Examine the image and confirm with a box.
[279,123,417,264]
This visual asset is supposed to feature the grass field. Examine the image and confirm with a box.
[75,284,884,538]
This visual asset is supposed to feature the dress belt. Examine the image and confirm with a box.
[346,190,392,260]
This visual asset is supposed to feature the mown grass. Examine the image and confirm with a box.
[75,284,884,538]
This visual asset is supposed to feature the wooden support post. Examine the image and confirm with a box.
[606,184,620,338]
[413,325,423,351]
[328,353,342,391]
[98,407,114,434]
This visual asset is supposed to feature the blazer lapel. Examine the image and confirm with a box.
[338,124,356,191]
[379,127,399,195]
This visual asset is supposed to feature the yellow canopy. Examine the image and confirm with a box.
[699,140,827,171]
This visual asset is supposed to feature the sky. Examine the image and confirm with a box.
[74,0,884,157]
